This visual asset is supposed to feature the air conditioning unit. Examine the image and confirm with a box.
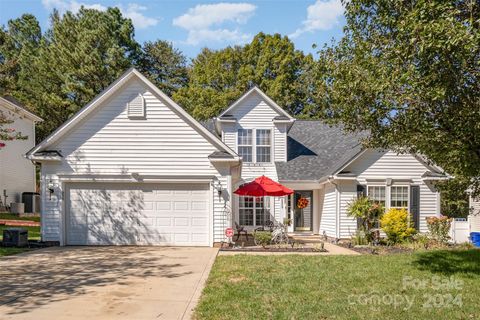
[2,228,28,247]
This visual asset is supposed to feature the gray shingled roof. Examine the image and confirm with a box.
[200,118,366,181]
[275,120,366,181]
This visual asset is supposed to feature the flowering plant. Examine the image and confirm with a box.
[297,197,309,209]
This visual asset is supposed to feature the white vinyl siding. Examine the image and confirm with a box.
[320,184,337,238]
[220,91,286,223]
[344,149,440,234]
[39,77,231,244]
[0,104,36,204]
[339,181,358,239]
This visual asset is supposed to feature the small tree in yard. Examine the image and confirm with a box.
[380,208,417,244]
[347,196,384,243]
[0,110,26,148]
[426,216,452,245]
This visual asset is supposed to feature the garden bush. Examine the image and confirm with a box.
[254,231,272,248]
[346,196,384,243]
[426,216,452,244]
[380,208,416,244]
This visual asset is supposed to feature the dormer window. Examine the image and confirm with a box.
[238,129,253,162]
[127,93,145,118]
[237,128,271,163]
[256,129,271,162]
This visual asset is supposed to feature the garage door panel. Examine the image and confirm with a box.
[66,183,210,246]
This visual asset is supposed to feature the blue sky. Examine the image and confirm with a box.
[0,0,345,58]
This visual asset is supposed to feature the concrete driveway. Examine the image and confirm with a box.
[0,246,218,320]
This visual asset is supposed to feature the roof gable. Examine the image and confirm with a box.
[219,86,294,120]
[0,96,43,122]
[27,68,237,158]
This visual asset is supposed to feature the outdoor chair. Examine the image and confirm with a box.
[235,222,248,241]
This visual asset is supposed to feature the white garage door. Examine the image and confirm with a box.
[66,183,211,246]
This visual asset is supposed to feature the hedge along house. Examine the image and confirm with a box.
[27,68,447,246]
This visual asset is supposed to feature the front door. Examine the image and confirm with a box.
[294,191,313,231]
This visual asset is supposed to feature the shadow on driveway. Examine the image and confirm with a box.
[0,246,195,315]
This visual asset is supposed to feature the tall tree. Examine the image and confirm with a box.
[315,0,480,194]
[0,14,42,96]
[174,33,314,119]
[34,8,140,140]
[137,40,189,97]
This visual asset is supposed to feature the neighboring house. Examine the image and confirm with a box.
[0,96,42,207]
[27,68,447,246]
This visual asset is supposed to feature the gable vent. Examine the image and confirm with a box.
[127,94,145,118]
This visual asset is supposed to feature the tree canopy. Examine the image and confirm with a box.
[315,0,480,195]
[174,33,314,119]
[137,40,189,97]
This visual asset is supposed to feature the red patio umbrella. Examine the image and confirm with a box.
[234,175,293,197]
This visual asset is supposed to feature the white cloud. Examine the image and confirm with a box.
[41,0,158,29]
[290,0,344,38]
[173,2,256,45]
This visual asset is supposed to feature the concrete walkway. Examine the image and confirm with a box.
[218,242,360,256]
[0,246,218,320]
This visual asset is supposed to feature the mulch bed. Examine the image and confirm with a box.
[337,242,414,255]
[220,246,328,253]
[0,219,40,227]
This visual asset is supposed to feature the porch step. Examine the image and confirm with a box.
[289,234,326,243]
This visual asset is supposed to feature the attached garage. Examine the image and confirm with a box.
[65,183,211,246]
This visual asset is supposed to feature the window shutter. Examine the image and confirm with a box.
[128,94,145,118]
[357,184,366,198]
[410,185,420,230]
[357,184,366,228]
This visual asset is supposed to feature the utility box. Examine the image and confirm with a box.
[2,228,28,247]
[22,192,41,213]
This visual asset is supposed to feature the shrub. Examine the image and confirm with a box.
[380,208,416,244]
[254,231,272,248]
[346,196,384,243]
[426,216,452,244]
[351,230,369,246]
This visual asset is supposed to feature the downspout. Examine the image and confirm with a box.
[328,176,341,241]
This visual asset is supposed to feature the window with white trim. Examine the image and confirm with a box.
[367,186,386,206]
[256,129,271,163]
[237,128,271,163]
[239,196,270,226]
[390,186,409,208]
[237,129,253,162]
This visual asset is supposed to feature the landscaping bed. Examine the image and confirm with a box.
[220,246,327,253]
[195,249,480,320]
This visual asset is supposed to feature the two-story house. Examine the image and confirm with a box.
[27,68,446,246]
[0,96,42,209]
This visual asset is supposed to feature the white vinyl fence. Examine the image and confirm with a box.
[449,218,470,243]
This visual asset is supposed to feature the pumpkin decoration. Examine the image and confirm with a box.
[297,197,309,209]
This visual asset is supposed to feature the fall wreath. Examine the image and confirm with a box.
[297,197,309,209]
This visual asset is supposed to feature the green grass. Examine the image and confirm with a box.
[0,212,41,240]
[0,247,32,257]
[195,249,480,320]
[0,225,41,240]
[0,212,41,222]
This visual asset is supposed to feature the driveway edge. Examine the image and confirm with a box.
[181,248,219,319]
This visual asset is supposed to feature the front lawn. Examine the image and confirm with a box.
[0,225,41,240]
[0,247,32,257]
[195,249,480,319]
[0,212,41,240]
[0,212,41,222]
